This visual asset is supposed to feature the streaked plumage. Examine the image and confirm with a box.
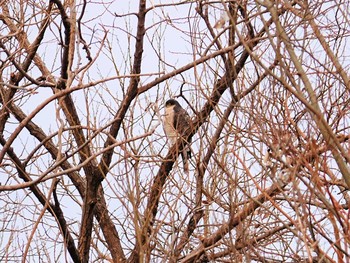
[164,99,192,172]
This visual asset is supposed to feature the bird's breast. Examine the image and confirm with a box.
[164,107,178,142]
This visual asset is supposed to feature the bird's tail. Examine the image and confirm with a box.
[181,146,191,173]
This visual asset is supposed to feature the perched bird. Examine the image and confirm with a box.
[163,99,192,173]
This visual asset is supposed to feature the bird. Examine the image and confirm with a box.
[163,99,192,173]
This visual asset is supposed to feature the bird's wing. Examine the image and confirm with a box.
[173,107,191,135]
[173,106,192,173]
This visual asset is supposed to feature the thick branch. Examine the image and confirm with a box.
[50,0,73,83]
[78,167,100,263]
[99,0,147,177]
[79,0,147,261]
[6,97,125,262]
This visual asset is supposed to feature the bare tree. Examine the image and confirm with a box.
[0,0,349,262]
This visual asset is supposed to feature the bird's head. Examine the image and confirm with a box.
[165,99,180,108]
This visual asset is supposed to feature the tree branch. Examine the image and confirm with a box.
[99,0,147,178]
